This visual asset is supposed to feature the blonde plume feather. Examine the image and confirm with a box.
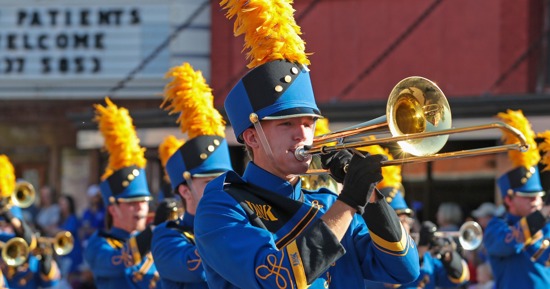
[161,63,225,139]
[496,109,539,169]
[158,135,185,181]
[537,130,550,171]
[0,155,15,198]
[314,118,330,137]
[220,0,310,68]
[94,97,147,181]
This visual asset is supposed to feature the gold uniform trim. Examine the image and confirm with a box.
[286,241,307,289]
[520,217,533,245]
[40,262,60,281]
[129,237,142,264]
[369,225,409,253]
[106,238,124,249]
[448,260,470,284]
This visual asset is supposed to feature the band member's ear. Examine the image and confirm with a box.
[242,128,259,148]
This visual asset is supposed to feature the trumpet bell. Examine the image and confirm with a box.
[458,221,483,251]
[388,76,452,156]
[53,231,74,256]
[2,237,29,267]
[12,181,36,209]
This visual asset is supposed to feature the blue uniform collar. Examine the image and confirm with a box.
[182,213,195,228]
[109,227,132,240]
[505,212,521,223]
[242,162,303,201]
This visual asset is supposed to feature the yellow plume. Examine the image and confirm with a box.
[94,97,147,181]
[220,0,310,68]
[496,109,539,169]
[162,62,225,139]
[314,118,330,137]
[537,130,550,171]
[0,155,15,198]
[159,135,185,167]
[158,135,185,182]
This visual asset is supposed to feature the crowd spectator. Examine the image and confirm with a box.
[35,185,60,235]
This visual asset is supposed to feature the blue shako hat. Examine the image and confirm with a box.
[99,166,151,206]
[165,135,232,190]
[497,166,544,198]
[496,110,544,199]
[94,97,152,206]
[379,187,413,216]
[224,60,322,143]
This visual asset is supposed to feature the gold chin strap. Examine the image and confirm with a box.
[250,113,274,161]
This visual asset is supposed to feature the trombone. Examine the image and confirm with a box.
[296,76,528,169]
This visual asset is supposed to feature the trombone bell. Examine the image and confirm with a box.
[387,77,451,156]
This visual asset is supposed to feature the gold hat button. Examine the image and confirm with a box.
[200,153,207,160]
[133,169,140,176]
[122,180,129,187]
[207,145,215,152]
[284,75,292,83]
[213,139,220,146]
[274,85,283,92]
[291,67,299,75]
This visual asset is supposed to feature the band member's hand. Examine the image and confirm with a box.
[337,153,385,214]
[320,149,353,183]
[418,221,437,247]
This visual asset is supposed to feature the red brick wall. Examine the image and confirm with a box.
[210,0,543,106]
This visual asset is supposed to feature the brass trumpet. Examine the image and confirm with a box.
[36,231,75,256]
[0,181,36,209]
[296,76,528,169]
[11,181,36,209]
[0,237,29,267]
[432,221,484,251]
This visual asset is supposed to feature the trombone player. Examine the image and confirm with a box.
[0,154,61,288]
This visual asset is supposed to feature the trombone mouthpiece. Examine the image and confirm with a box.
[294,146,310,161]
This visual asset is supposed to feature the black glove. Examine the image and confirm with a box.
[337,153,385,214]
[320,149,353,183]
[39,243,54,275]
[418,221,437,247]
[134,225,153,256]
[153,198,179,225]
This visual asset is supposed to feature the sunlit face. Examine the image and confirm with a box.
[179,176,216,215]
[109,200,149,233]
[244,116,316,181]
[506,194,542,217]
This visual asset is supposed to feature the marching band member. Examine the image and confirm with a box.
[84,98,161,289]
[193,0,419,288]
[484,109,550,289]
[362,144,469,289]
[0,155,60,289]
[151,62,233,289]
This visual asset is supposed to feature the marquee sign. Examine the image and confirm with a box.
[0,0,210,98]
